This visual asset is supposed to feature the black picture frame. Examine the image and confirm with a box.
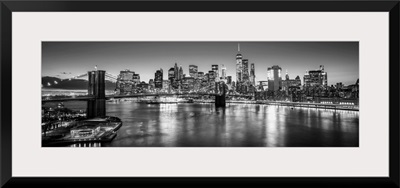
[1,1,399,187]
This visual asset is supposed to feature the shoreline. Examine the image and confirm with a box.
[105,100,359,111]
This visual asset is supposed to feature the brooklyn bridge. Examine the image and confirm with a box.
[42,70,255,118]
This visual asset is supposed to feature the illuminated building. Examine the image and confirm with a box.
[168,67,175,83]
[137,81,149,90]
[285,70,290,81]
[208,70,216,83]
[162,80,170,90]
[236,43,243,83]
[267,65,282,91]
[250,63,255,86]
[303,65,328,89]
[197,72,204,80]
[242,59,249,83]
[182,77,195,90]
[201,77,209,88]
[295,76,301,85]
[212,64,219,82]
[118,69,134,81]
[227,76,232,85]
[117,69,138,93]
[234,43,252,93]
[212,64,219,73]
[348,79,359,98]
[149,79,154,89]
[189,65,198,78]
[132,74,140,84]
[221,64,227,79]
[174,63,179,81]
[154,68,163,89]
[282,71,302,92]
[168,67,178,89]
[179,66,183,80]
[258,81,268,91]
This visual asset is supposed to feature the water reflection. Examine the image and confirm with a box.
[51,101,358,147]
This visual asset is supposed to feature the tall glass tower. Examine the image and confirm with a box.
[267,65,282,91]
[250,63,255,86]
[236,43,243,83]
[221,64,227,80]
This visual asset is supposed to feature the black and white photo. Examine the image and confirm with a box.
[41,42,359,147]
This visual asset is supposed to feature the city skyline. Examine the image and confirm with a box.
[42,42,360,148]
[42,42,359,85]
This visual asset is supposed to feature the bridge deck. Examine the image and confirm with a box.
[42,96,95,102]
[42,93,254,102]
[42,95,357,108]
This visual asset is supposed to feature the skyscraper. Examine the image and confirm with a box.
[208,70,216,85]
[303,65,328,89]
[189,65,198,78]
[250,63,255,86]
[116,69,137,93]
[132,73,140,84]
[282,71,302,92]
[236,43,243,83]
[179,65,183,80]
[211,64,219,81]
[221,64,227,80]
[295,75,301,83]
[162,80,170,90]
[149,79,154,89]
[197,72,204,80]
[285,70,290,81]
[168,67,175,84]
[267,65,282,91]
[227,76,232,85]
[118,69,134,81]
[242,59,249,83]
[154,68,163,89]
[174,63,179,81]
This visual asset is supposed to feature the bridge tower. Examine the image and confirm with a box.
[215,81,227,108]
[87,70,106,118]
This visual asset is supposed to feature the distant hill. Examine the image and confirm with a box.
[42,76,116,90]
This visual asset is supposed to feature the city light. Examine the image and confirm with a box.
[42,42,360,148]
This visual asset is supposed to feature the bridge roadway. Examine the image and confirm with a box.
[42,93,254,103]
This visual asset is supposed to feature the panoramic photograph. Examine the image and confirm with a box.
[42,42,359,147]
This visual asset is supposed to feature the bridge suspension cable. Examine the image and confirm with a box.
[59,73,88,81]
[105,73,118,82]
[58,72,118,82]
[73,73,89,80]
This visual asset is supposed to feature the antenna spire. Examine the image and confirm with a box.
[238,43,240,52]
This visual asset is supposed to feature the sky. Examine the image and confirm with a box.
[42,42,359,85]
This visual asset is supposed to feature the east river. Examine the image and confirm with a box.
[43,101,359,147]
